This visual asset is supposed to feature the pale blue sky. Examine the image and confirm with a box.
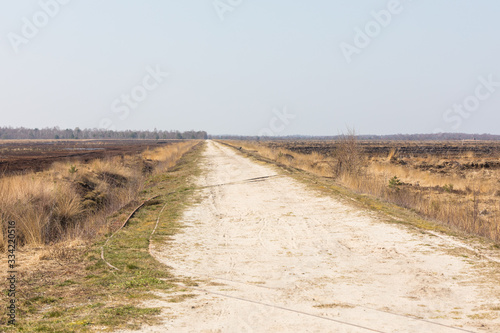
[1,0,499,136]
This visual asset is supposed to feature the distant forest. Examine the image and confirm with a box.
[0,127,208,140]
[211,133,500,141]
[1,128,498,141]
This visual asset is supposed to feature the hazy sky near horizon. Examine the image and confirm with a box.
[1,0,499,136]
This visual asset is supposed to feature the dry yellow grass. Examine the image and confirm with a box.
[0,141,199,251]
[235,143,333,177]
[226,139,500,242]
[143,141,198,173]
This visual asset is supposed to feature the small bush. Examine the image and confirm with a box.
[68,165,78,174]
[443,184,454,193]
[388,176,403,188]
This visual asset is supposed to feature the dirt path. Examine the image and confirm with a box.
[133,141,500,332]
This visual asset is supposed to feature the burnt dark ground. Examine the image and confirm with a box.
[0,139,184,175]
[266,140,500,159]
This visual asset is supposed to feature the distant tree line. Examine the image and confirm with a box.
[0,127,208,140]
[210,133,500,141]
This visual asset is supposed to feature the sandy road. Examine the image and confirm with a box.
[138,141,500,332]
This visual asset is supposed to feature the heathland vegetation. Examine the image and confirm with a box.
[222,135,500,242]
[0,139,203,331]
[0,141,198,251]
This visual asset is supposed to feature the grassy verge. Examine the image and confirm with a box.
[219,141,499,248]
[222,140,500,244]
[1,142,205,332]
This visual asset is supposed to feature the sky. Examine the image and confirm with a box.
[1,0,499,136]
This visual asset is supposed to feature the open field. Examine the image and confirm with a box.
[0,139,185,175]
[223,140,500,243]
[3,140,500,331]
[266,140,500,160]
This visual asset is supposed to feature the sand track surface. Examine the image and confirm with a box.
[126,141,500,332]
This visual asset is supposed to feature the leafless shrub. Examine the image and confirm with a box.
[332,128,364,178]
